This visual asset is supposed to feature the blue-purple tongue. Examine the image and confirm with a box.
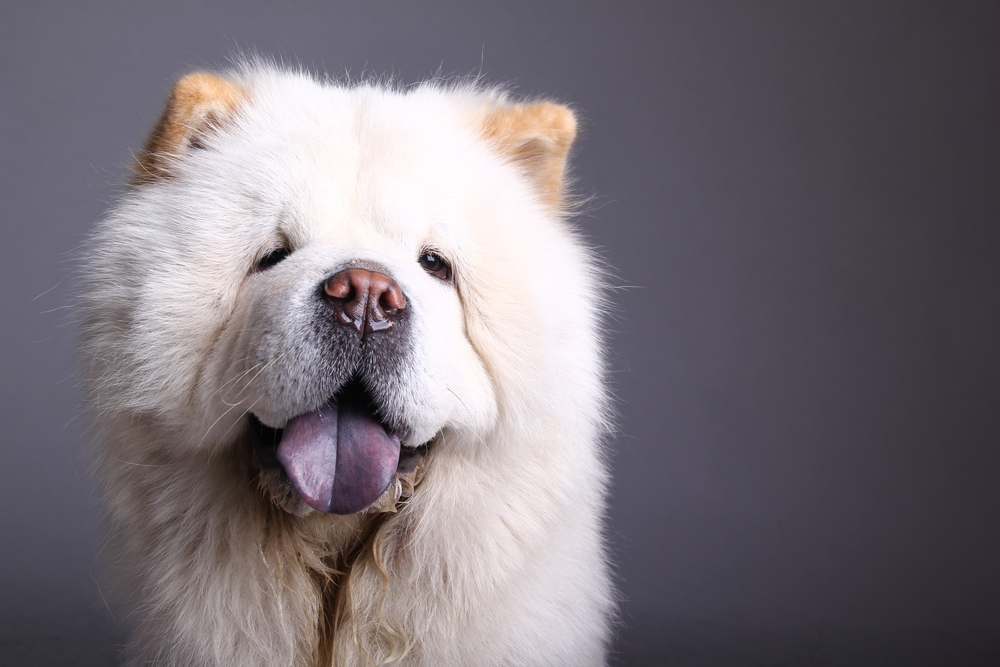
[276,397,400,514]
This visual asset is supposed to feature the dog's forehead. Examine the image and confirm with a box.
[224,78,489,247]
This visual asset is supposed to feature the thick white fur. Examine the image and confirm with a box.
[80,66,612,666]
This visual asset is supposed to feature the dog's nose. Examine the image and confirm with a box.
[323,268,407,334]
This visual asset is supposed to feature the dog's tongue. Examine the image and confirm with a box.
[276,398,400,514]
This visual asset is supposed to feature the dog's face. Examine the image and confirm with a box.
[196,88,502,514]
[85,69,580,516]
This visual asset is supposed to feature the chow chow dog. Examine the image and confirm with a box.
[79,64,612,666]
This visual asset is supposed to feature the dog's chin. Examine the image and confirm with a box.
[256,465,316,517]
[248,379,432,517]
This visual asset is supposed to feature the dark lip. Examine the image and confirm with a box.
[248,413,284,471]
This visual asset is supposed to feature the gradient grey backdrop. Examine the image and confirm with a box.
[2,2,998,665]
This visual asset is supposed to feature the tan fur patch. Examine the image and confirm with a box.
[133,72,245,184]
[482,102,577,209]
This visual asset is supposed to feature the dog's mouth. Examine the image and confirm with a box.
[249,379,428,515]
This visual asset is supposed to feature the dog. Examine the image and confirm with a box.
[79,64,613,666]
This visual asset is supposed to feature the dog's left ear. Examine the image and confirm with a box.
[133,72,245,184]
[482,102,577,209]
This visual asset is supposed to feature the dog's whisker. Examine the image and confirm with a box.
[197,397,255,447]
[116,459,167,468]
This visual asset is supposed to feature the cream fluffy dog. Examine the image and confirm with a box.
[80,65,612,666]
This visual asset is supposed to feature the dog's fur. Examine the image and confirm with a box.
[79,65,612,667]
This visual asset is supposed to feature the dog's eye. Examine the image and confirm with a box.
[418,252,452,281]
[257,247,291,271]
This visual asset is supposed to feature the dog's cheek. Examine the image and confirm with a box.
[181,292,266,447]
[115,270,239,443]
[415,293,498,440]
[444,339,498,437]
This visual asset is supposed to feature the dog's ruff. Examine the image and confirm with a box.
[80,65,612,667]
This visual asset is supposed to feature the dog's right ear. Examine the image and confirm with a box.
[133,72,244,185]
[481,101,578,210]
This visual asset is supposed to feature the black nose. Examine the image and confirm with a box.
[322,268,407,334]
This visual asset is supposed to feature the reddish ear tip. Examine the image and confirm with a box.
[482,101,578,210]
[132,72,245,185]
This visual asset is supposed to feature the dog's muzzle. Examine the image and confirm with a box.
[249,267,428,515]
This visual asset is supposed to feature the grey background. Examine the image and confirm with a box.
[2,1,998,665]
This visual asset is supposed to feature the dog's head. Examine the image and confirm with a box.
[82,67,594,517]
